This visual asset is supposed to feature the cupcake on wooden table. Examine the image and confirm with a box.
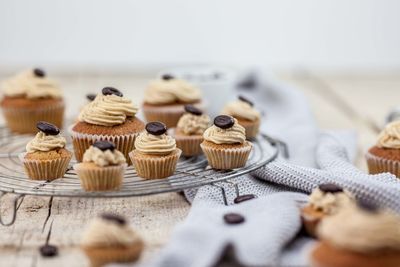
[0,68,64,133]
[173,105,210,156]
[74,141,127,191]
[201,115,252,169]
[20,121,72,180]
[81,213,144,267]
[142,74,203,128]
[70,87,145,164]
[301,183,354,237]
[129,122,181,179]
[222,95,261,139]
[310,201,400,267]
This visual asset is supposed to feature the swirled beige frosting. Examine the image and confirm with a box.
[177,113,210,135]
[222,100,261,122]
[144,79,201,105]
[203,119,246,144]
[309,188,354,214]
[318,205,400,252]
[26,132,66,153]
[81,217,141,247]
[377,121,400,149]
[1,70,62,99]
[82,146,126,167]
[135,132,176,155]
[78,94,138,126]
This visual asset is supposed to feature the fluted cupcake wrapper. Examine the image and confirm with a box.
[366,152,400,177]
[2,102,64,134]
[74,163,126,191]
[168,129,203,157]
[129,149,182,179]
[19,152,72,181]
[242,120,260,140]
[200,142,252,170]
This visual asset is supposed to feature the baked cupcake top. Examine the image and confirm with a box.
[222,95,261,122]
[317,201,400,252]
[1,68,62,99]
[135,122,176,155]
[26,121,66,153]
[78,87,138,126]
[308,184,354,214]
[203,115,246,145]
[144,74,201,105]
[81,213,141,247]
[177,105,210,135]
[82,141,126,167]
[376,121,400,149]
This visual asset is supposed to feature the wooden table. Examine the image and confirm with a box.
[0,70,398,266]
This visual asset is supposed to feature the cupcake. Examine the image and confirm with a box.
[20,121,72,180]
[310,201,400,267]
[301,183,354,237]
[200,115,252,169]
[221,95,261,139]
[74,141,127,191]
[172,104,210,156]
[0,68,64,133]
[81,213,144,266]
[366,121,400,177]
[70,87,145,164]
[129,122,181,179]
[142,74,203,128]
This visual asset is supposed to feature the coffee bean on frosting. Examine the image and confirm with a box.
[33,68,46,78]
[238,95,254,106]
[146,121,167,135]
[36,121,60,135]
[102,87,123,97]
[184,104,202,116]
[234,194,257,204]
[86,93,96,101]
[101,213,126,225]
[214,115,235,129]
[224,213,245,225]
[92,140,115,151]
[162,74,174,80]
[40,245,58,257]
[358,200,379,213]
[318,183,343,194]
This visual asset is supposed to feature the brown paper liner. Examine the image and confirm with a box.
[2,102,64,134]
[200,142,252,170]
[174,133,203,157]
[20,152,72,181]
[237,119,260,140]
[301,206,325,238]
[74,163,126,191]
[129,149,181,179]
[366,152,400,177]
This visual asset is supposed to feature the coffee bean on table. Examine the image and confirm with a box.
[40,244,58,257]
[101,213,126,225]
[184,104,202,116]
[162,74,174,80]
[102,87,123,97]
[146,122,167,135]
[234,194,257,204]
[214,115,235,129]
[318,183,343,194]
[33,68,46,78]
[86,93,96,101]
[238,95,254,106]
[223,213,245,225]
[93,141,115,151]
[36,121,60,135]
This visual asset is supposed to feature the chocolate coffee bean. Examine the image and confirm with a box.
[214,115,234,129]
[93,141,115,151]
[238,95,254,106]
[102,87,123,97]
[101,213,126,225]
[234,194,257,204]
[358,200,379,213]
[223,213,245,225]
[86,93,96,101]
[184,104,202,116]
[40,245,58,257]
[318,183,343,194]
[162,74,174,80]
[33,68,46,78]
[146,121,167,135]
[36,121,60,135]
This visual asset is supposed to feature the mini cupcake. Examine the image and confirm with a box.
[74,141,127,191]
[20,121,72,180]
[366,121,400,177]
[81,213,144,266]
[129,122,181,179]
[142,74,203,128]
[172,104,210,156]
[310,201,400,267]
[222,95,261,139]
[301,183,354,237]
[70,87,145,164]
[200,115,252,169]
[0,68,64,133]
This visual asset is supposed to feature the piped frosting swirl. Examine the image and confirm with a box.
[26,132,66,153]
[177,113,210,135]
[308,187,354,214]
[135,132,176,155]
[203,118,246,144]
[83,146,126,167]
[377,121,400,149]
[222,100,261,122]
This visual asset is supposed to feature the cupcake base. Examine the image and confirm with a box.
[171,128,203,157]
[301,205,325,237]
[366,148,400,177]
[237,118,260,140]
[74,163,126,191]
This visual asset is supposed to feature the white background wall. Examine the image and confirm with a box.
[1,0,400,72]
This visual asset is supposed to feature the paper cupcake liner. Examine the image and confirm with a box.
[19,152,72,181]
[366,152,400,177]
[2,102,64,134]
[200,142,252,170]
[74,163,126,191]
[301,208,323,238]
[129,149,181,179]
[241,120,260,140]
[169,129,203,157]
[69,127,138,165]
